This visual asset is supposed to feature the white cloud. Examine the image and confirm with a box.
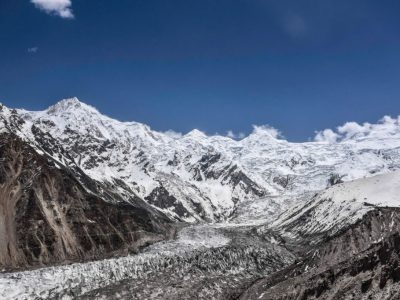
[314,129,339,143]
[337,121,370,139]
[226,130,246,140]
[31,0,74,19]
[252,125,284,139]
[314,115,400,143]
[27,47,39,53]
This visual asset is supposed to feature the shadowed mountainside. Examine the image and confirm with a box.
[0,132,174,270]
[240,208,400,300]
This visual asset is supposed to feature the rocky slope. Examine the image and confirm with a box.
[240,208,400,300]
[0,106,174,270]
[240,171,400,299]
[259,170,400,249]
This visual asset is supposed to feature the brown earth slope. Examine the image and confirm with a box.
[0,133,174,270]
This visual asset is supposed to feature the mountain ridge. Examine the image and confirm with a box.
[6,98,400,223]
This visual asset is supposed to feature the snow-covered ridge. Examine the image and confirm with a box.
[20,98,400,144]
[271,170,400,240]
[6,97,400,223]
[320,169,400,207]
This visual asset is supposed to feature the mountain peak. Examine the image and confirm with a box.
[241,125,282,144]
[46,97,98,115]
[54,97,82,107]
[184,129,208,139]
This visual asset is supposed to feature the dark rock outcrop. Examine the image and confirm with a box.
[240,208,400,300]
[145,186,191,221]
[0,133,174,270]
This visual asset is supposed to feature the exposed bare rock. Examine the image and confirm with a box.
[145,186,192,221]
[0,133,174,270]
[239,208,400,300]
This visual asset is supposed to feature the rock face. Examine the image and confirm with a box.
[0,132,174,270]
[239,172,400,299]
[240,208,400,300]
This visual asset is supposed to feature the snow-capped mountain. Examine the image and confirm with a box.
[11,98,400,222]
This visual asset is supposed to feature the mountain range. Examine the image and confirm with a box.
[12,98,400,223]
[1,98,400,299]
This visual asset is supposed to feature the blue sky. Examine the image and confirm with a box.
[1,0,400,141]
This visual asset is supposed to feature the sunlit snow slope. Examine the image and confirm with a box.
[270,170,400,242]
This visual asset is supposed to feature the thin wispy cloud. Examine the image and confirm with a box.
[27,47,39,53]
[226,130,246,140]
[31,0,74,19]
[283,13,307,38]
[163,130,183,139]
